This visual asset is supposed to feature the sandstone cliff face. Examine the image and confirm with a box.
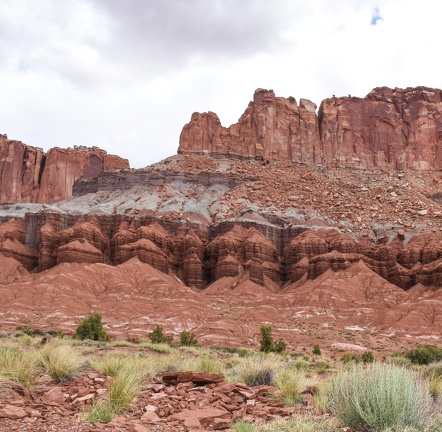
[0,134,129,204]
[0,134,44,203]
[179,86,442,170]
[179,89,320,163]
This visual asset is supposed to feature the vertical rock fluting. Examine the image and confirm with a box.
[207,226,281,286]
[179,86,442,170]
[0,134,129,204]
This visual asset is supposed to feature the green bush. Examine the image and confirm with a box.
[74,313,109,342]
[259,326,286,354]
[148,325,173,345]
[340,353,356,363]
[330,362,433,431]
[179,331,199,347]
[405,345,442,365]
[313,344,321,356]
[361,351,375,363]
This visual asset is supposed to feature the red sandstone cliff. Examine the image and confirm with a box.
[0,134,129,204]
[179,86,442,169]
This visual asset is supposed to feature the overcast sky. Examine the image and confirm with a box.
[0,0,441,168]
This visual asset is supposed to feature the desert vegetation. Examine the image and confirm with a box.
[0,324,441,431]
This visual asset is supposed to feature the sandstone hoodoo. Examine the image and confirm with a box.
[1,86,442,355]
[179,86,442,169]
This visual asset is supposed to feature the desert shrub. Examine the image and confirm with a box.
[148,325,173,345]
[273,338,287,353]
[330,362,434,431]
[259,326,286,354]
[312,344,321,356]
[0,346,39,388]
[361,351,375,363]
[39,341,82,382]
[340,353,356,363]
[179,331,199,347]
[405,345,442,365]
[74,313,109,342]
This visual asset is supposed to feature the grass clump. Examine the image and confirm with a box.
[231,419,256,432]
[0,345,39,388]
[259,417,337,432]
[312,344,321,356]
[39,341,82,382]
[313,380,331,413]
[330,362,434,431]
[93,353,150,415]
[230,354,282,386]
[74,313,109,342]
[107,357,148,414]
[83,402,113,424]
[273,368,306,405]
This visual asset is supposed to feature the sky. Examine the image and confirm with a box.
[0,0,441,168]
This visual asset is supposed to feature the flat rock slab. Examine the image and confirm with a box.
[0,405,27,419]
[171,407,229,423]
[163,371,224,385]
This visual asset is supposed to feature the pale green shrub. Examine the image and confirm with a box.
[330,362,434,431]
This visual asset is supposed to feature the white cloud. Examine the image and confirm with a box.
[0,0,441,168]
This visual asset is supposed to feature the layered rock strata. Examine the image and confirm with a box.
[179,86,442,170]
[2,210,442,291]
[0,134,129,204]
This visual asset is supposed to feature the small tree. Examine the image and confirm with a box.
[260,326,274,353]
[74,313,109,342]
[148,325,173,345]
[179,331,199,347]
[313,344,321,356]
[259,326,286,353]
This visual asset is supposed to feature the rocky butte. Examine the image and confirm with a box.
[179,86,442,169]
[0,86,442,355]
[0,134,129,204]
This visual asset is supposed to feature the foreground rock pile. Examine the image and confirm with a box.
[0,370,317,432]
